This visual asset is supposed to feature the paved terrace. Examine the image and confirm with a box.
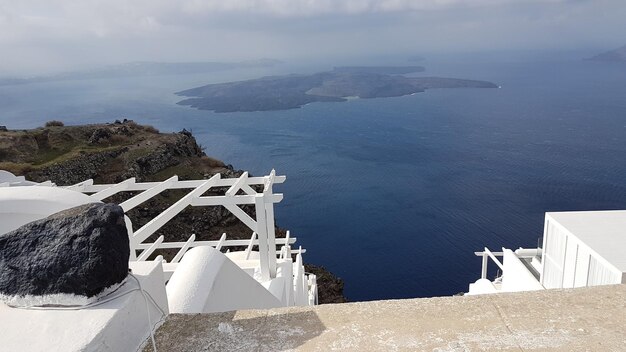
[146,284,626,351]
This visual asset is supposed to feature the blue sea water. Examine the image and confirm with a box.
[1,58,626,301]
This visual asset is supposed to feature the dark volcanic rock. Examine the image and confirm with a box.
[305,264,347,304]
[0,203,130,298]
[88,127,112,144]
[27,148,128,185]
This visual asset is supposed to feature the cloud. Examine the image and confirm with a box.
[0,0,588,42]
[178,0,580,16]
[0,0,622,75]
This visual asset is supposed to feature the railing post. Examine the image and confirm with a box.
[481,253,488,279]
[255,194,271,281]
[263,182,277,278]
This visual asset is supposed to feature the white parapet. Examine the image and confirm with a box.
[166,246,282,313]
[468,247,544,295]
[500,249,544,292]
[0,261,168,352]
[0,186,96,235]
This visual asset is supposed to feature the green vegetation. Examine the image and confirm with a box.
[0,121,209,184]
[44,120,65,127]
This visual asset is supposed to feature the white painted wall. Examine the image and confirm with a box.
[0,186,96,234]
[541,218,623,289]
[467,278,498,295]
[500,249,544,292]
[166,246,282,313]
[0,261,168,352]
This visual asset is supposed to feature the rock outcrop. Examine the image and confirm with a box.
[0,203,130,298]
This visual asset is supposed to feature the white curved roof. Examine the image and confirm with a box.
[0,186,97,235]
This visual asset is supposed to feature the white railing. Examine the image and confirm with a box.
[63,170,295,282]
[474,247,504,280]
[474,247,542,280]
[3,168,316,304]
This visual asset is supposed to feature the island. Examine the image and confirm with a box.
[176,67,498,113]
[586,45,626,62]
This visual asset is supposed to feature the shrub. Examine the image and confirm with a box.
[45,120,64,127]
[144,125,159,134]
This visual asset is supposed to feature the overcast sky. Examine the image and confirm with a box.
[1,0,625,75]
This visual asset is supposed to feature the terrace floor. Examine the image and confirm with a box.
[146,284,626,351]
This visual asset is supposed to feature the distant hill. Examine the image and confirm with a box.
[0,59,282,86]
[587,45,626,62]
[332,66,424,74]
[176,68,498,113]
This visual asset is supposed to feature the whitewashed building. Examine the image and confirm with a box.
[469,210,626,295]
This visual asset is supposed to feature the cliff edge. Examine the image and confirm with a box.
[0,120,346,304]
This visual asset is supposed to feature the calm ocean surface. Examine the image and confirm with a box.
[2,58,626,301]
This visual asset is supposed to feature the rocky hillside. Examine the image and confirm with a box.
[0,120,345,303]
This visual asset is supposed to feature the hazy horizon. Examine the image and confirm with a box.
[1,0,625,76]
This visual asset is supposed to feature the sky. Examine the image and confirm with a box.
[0,0,625,75]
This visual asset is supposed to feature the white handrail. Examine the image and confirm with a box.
[171,234,196,264]
[120,175,178,211]
[245,232,257,260]
[73,175,286,193]
[133,174,220,244]
[90,177,135,201]
[215,233,227,251]
[137,235,164,261]
[134,237,297,249]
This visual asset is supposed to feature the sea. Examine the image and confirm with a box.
[2,54,626,301]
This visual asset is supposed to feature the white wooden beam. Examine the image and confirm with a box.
[171,234,196,264]
[133,174,220,244]
[485,247,504,271]
[225,172,248,196]
[283,230,292,259]
[137,235,164,261]
[241,184,257,195]
[215,233,227,251]
[191,194,283,206]
[77,175,286,193]
[65,179,94,192]
[263,169,276,195]
[89,177,135,201]
[474,251,504,256]
[263,191,277,277]
[223,204,258,233]
[255,194,271,281]
[120,175,178,212]
[134,237,296,249]
[245,232,257,260]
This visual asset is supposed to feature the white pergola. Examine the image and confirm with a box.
[64,170,304,283]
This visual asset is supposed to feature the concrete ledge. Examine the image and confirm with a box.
[146,284,626,351]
